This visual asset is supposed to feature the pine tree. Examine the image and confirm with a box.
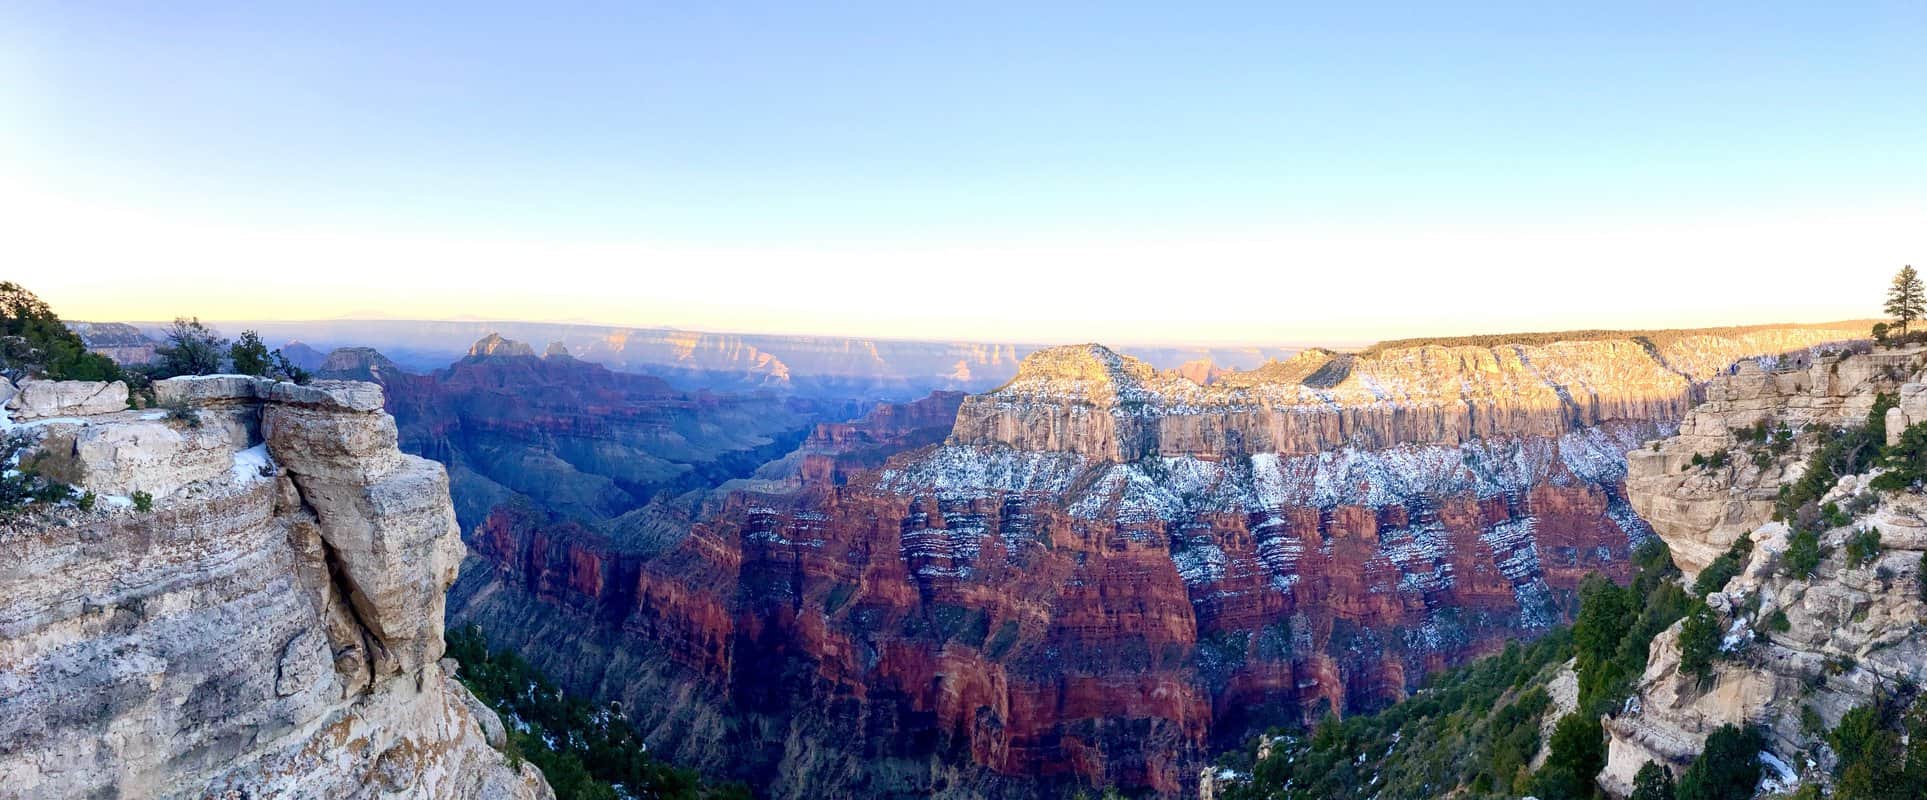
[1532,713,1606,799]
[1632,760,1677,800]
[1676,726,1760,800]
[0,282,121,381]
[155,317,228,377]
[1885,266,1924,335]
[228,330,272,376]
[1677,604,1720,681]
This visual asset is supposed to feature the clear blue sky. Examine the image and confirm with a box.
[6,2,1924,343]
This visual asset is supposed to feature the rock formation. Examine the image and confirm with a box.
[68,321,158,366]
[1602,345,1927,796]
[192,317,1311,399]
[0,376,550,799]
[1623,348,1914,576]
[953,327,1871,462]
[331,336,838,530]
[316,346,406,382]
[278,340,329,371]
[467,333,537,359]
[445,326,1866,797]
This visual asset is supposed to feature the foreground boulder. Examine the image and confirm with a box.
[0,376,551,799]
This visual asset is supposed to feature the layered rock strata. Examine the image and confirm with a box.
[1624,348,1920,576]
[953,328,1869,462]
[328,336,835,530]
[1602,346,1927,796]
[0,376,549,799]
[446,327,1868,798]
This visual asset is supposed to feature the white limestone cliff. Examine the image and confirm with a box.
[0,376,551,800]
[1601,347,1927,797]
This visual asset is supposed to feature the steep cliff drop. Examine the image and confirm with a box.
[1601,345,1927,796]
[445,324,1868,798]
[0,376,552,799]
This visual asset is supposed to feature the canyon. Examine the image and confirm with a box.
[7,318,1890,799]
[392,324,1869,797]
[108,318,1307,400]
[0,374,551,798]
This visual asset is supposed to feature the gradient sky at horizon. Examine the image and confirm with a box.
[5,2,1924,346]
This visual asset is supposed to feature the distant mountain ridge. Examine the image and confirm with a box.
[115,318,1307,399]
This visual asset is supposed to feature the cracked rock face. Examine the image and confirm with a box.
[1602,348,1927,797]
[0,376,551,800]
[1624,349,1916,577]
[6,379,129,419]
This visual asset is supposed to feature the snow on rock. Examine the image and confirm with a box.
[230,444,275,485]
[880,421,1657,525]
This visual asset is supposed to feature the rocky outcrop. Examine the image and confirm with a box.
[6,378,128,419]
[1602,347,1927,797]
[279,340,329,371]
[0,377,550,800]
[467,333,537,359]
[318,347,409,383]
[954,326,1869,463]
[1623,347,1921,576]
[69,321,158,366]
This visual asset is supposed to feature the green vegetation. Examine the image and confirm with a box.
[131,490,153,512]
[1884,265,1924,336]
[227,329,311,383]
[1873,420,1927,491]
[228,330,273,376]
[1575,540,1694,716]
[1675,725,1761,800]
[153,317,227,378]
[1226,540,1685,800]
[1693,536,1752,597]
[445,625,749,800]
[0,282,121,382]
[1772,393,1895,532]
[1782,528,1822,578]
[1736,420,1796,469]
[1919,552,1927,602]
[160,399,203,428]
[1676,604,1720,683]
[1824,695,1927,800]
[1689,449,1731,471]
[1845,528,1883,568]
[1766,609,1791,633]
[1530,713,1606,800]
[0,433,81,517]
[1222,628,1573,799]
[1631,761,1677,800]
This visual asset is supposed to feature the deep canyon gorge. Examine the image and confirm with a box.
[347,323,1868,797]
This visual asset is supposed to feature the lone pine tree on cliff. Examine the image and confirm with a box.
[1886,265,1924,335]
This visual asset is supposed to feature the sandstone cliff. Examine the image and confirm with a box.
[1623,348,1916,577]
[953,326,1869,462]
[0,376,550,800]
[1602,346,1927,796]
